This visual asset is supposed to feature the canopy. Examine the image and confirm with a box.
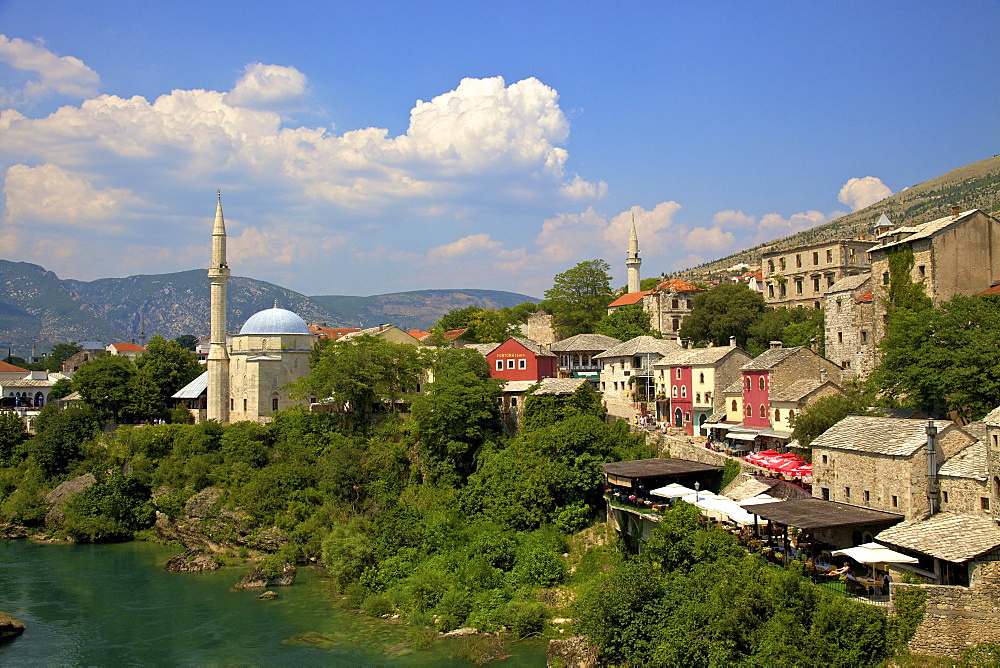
[680,493,758,525]
[739,494,782,507]
[832,542,918,565]
[650,483,698,499]
[729,432,758,441]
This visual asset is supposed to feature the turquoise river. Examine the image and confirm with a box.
[0,539,547,666]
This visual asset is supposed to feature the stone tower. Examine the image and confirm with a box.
[207,191,230,423]
[626,215,641,293]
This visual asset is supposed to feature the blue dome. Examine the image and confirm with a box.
[238,307,311,335]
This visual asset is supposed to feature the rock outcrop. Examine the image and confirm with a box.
[163,547,221,573]
[43,473,96,527]
[0,524,27,539]
[547,636,598,668]
[0,612,26,643]
[234,563,296,589]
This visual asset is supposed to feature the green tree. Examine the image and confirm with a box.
[595,303,653,340]
[73,354,135,422]
[62,473,155,542]
[680,282,767,348]
[747,306,824,357]
[289,335,425,430]
[30,343,83,373]
[0,411,28,466]
[48,377,73,401]
[135,335,203,406]
[540,260,615,337]
[173,334,199,351]
[467,309,517,343]
[791,391,879,449]
[28,404,101,477]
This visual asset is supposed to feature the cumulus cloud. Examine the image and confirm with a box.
[838,176,892,211]
[683,226,735,252]
[562,174,608,200]
[757,210,830,238]
[427,233,503,260]
[0,35,99,104]
[4,163,137,227]
[225,63,308,111]
[712,209,756,228]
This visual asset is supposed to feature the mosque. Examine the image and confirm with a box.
[174,194,317,423]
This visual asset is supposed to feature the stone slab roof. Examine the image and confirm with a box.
[938,440,987,480]
[827,273,871,294]
[594,336,681,359]
[602,458,721,479]
[871,210,980,253]
[770,378,839,403]
[748,497,903,530]
[723,378,744,394]
[877,513,1000,563]
[983,405,1000,427]
[501,380,537,393]
[509,337,556,357]
[549,333,621,353]
[464,342,500,356]
[654,345,742,367]
[532,377,588,395]
[725,478,773,501]
[741,346,805,371]
[810,416,954,457]
[1,378,54,388]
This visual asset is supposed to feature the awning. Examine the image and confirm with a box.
[728,432,759,441]
[832,542,918,565]
[701,423,728,430]
[739,494,782,507]
[572,371,600,379]
[758,429,793,439]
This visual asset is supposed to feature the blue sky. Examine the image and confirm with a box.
[1,1,997,298]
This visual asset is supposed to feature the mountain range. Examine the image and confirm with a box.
[0,262,537,357]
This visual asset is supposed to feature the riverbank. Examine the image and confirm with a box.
[0,539,547,666]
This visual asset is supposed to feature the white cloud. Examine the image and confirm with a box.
[4,163,137,227]
[0,35,99,104]
[562,174,608,200]
[427,233,503,260]
[684,226,735,252]
[712,209,756,228]
[225,63,308,111]
[838,176,892,211]
[757,210,830,238]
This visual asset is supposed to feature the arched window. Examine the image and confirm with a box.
[788,410,795,420]
[758,376,765,391]
[745,404,752,417]
[744,377,751,391]
[681,385,687,397]
[731,399,737,412]
[760,404,767,419]
[672,385,678,397]
[699,372,705,384]
[774,408,781,421]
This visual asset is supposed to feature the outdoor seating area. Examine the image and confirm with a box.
[743,449,812,479]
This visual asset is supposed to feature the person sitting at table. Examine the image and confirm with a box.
[826,562,851,577]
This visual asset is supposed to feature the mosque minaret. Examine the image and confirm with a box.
[207,191,231,423]
[626,215,642,294]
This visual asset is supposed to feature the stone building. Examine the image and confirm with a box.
[523,311,558,346]
[823,273,875,378]
[810,416,977,521]
[595,335,681,419]
[549,333,620,382]
[761,238,875,309]
[868,207,1000,348]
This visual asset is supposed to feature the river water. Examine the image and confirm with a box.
[0,540,547,666]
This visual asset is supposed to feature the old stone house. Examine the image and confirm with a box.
[761,238,875,309]
[549,333,621,383]
[595,335,681,419]
[823,273,875,378]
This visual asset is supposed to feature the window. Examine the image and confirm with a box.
[518,359,526,370]
[982,497,991,511]
[768,259,775,272]
[496,360,503,371]
[864,490,870,504]
[687,300,693,309]
[813,251,819,265]
[814,301,820,309]
[243,398,247,411]
[601,382,606,390]
[821,487,830,500]
[695,392,701,403]
[795,254,802,268]
[918,265,926,279]
[758,377,765,391]
[634,357,642,369]
[774,408,780,421]
[671,298,679,309]
[681,385,687,398]
[699,372,704,384]
[760,404,766,418]
[883,272,890,285]
[842,360,851,369]
[821,454,828,464]
[826,249,833,262]
[768,284,775,298]
[779,283,787,298]
[891,495,898,508]
[844,486,851,499]
[676,368,682,379]
[788,409,794,420]
[836,298,842,312]
[850,249,856,263]
[996,435,1000,450]
[942,491,949,503]
[745,404,752,417]
[272,396,279,411]
[827,275,835,287]
[685,412,691,422]
[813,276,820,292]
[744,377,751,391]
[837,331,843,344]
[732,399,738,412]
[672,317,680,331]
[507,359,516,369]
[672,385,678,397]
[230,398,234,410]
[861,331,868,344]
[511,397,517,407]
[779,258,786,270]
[795,279,803,295]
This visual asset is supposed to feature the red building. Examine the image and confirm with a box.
[486,337,557,382]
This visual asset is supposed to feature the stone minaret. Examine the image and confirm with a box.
[626,215,642,293]
[207,191,230,423]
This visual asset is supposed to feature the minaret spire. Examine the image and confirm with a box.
[626,212,642,293]
[207,191,231,423]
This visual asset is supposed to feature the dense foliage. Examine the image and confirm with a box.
[434,303,537,343]
[595,303,654,340]
[791,389,881,449]
[679,282,767,349]
[539,259,616,337]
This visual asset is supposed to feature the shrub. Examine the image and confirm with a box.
[502,600,546,638]
[62,474,155,542]
[435,588,472,632]
[343,581,368,609]
[361,592,393,617]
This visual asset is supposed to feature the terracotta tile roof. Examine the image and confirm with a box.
[856,291,873,303]
[979,282,1000,296]
[0,361,28,373]
[109,343,146,352]
[810,416,956,457]
[657,279,705,292]
[407,329,431,339]
[607,290,655,307]
[444,328,469,340]
[877,512,1000,563]
[309,325,361,339]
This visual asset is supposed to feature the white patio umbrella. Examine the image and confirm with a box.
[650,483,698,499]
[832,542,918,565]
[738,494,782,507]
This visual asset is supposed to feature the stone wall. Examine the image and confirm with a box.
[824,276,876,379]
[525,311,558,346]
[896,560,1000,658]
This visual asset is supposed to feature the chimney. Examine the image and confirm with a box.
[819,368,827,383]
[729,336,737,348]
[769,341,782,349]
[926,419,940,516]
[809,337,818,353]
[952,205,960,217]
